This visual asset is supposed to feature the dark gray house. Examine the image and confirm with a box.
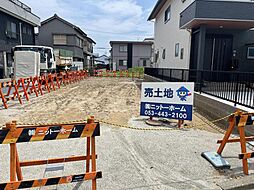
[0,0,40,78]
[37,14,96,69]
[110,41,153,70]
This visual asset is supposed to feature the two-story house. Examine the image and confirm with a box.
[0,0,40,78]
[149,0,254,72]
[37,14,96,69]
[110,41,153,70]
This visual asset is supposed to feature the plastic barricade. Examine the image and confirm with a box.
[0,70,88,109]
[0,117,102,189]
[0,80,24,108]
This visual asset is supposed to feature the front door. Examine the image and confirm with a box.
[204,34,233,71]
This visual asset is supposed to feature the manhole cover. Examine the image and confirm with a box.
[145,119,163,126]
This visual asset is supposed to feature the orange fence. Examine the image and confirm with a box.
[0,70,88,109]
[0,116,101,190]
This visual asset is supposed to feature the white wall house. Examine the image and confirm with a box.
[149,0,194,69]
[149,0,254,72]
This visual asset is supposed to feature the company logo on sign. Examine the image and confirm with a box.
[176,86,192,101]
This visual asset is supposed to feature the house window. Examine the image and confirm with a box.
[119,60,127,66]
[22,26,26,34]
[53,34,67,45]
[6,21,17,39]
[164,5,171,23]
[180,48,184,59]
[76,37,83,48]
[175,43,179,57]
[27,28,32,35]
[162,49,166,59]
[247,47,254,59]
[88,42,93,51]
[143,59,147,67]
[119,45,127,52]
[155,51,159,63]
[119,60,124,66]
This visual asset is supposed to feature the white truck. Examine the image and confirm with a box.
[12,45,56,78]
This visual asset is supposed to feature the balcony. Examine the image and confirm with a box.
[9,0,31,12]
[0,0,40,26]
[180,0,254,30]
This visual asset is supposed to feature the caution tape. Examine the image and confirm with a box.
[210,114,233,123]
[4,113,233,132]
[14,120,191,131]
[14,119,193,132]
[97,119,193,131]
[192,113,233,133]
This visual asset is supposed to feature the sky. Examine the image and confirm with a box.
[22,0,156,56]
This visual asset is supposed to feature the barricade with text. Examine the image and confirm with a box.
[0,116,101,190]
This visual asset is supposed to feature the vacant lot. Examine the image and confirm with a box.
[0,77,249,189]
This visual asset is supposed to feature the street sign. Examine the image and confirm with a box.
[140,82,194,121]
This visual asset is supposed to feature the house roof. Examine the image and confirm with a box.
[100,54,109,57]
[99,55,110,59]
[110,41,153,46]
[148,0,167,21]
[41,14,87,37]
[87,36,96,44]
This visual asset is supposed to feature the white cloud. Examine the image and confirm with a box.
[22,0,153,55]
[98,0,143,17]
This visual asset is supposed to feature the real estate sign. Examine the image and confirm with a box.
[140,82,194,121]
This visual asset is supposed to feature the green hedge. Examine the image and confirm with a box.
[95,67,144,78]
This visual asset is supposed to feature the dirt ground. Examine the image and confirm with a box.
[0,77,218,133]
[0,77,141,126]
[0,77,250,190]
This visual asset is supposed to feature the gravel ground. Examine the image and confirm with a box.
[0,77,251,189]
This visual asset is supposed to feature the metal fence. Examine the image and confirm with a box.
[145,68,254,109]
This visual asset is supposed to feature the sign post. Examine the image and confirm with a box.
[140,82,194,127]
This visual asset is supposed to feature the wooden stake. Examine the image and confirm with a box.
[238,115,249,175]
[86,137,91,173]
[178,120,184,128]
[92,137,96,190]
[15,145,23,180]
[10,143,16,182]
[217,115,235,154]
[6,121,18,182]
